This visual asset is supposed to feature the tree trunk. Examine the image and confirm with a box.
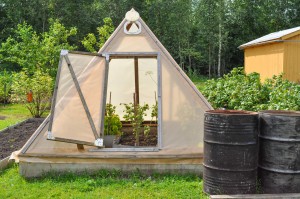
[209,44,211,78]
[218,22,222,77]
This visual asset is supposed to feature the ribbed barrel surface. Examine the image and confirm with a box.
[203,110,258,195]
[259,110,300,193]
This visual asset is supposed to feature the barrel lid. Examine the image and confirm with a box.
[259,110,300,117]
[206,110,258,115]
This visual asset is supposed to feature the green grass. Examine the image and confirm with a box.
[0,165,207,199]
[0,104,31,130]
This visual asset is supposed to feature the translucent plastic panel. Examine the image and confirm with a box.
[138,58,157,120]
[107,59,135,120]
[51,54,105,143]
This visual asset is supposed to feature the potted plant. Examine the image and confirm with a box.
[104,103,122,148]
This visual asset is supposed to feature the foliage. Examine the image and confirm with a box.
[259,74,300,110]
[201,67,300,111]
[0,70,13,103]
[0,20,77,76]
[104,103,122,136]
[82,17,115,52]
[122,103,150,146]
[2,1,300,76]
[151,101,158,123]
[0,165,207,199]
[11,70,53,118]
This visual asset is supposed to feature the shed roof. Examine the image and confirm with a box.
[239,26,300,49]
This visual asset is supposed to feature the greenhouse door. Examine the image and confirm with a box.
[101,52,161,150]
[47,50,107,146]
[48,51,161,149]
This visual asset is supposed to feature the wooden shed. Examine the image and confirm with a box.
[239,27,300,83]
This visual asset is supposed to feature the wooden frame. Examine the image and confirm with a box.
[47,51,162,150]
[97,52,162,151]
[48,50,66,134]
[47,50,103,146]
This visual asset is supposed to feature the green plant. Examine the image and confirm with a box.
[0,70,13,104]
[0,20,77,77]
[104,103,122,136]
[201,67,300,111]
[81,17,115,52]
[11,69,53,118]
[151,101,158,123]
[122,103,150,146]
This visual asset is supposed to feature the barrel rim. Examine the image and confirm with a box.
[259,110,300,116]
[206,110,258,115]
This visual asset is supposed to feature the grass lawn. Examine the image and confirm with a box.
[0,104,31,131]
[0,165,207,199]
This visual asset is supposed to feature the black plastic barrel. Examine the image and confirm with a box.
[259,110,300,193]
[203,110,259,195]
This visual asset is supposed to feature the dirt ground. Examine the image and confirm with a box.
[0,118,44,159]
[118,126,157,146]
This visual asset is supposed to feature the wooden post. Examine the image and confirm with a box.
[134,57,139,104]
[109,91,112,104]
[99,55,110,138]
[77,144,84,151]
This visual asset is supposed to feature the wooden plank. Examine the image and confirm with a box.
[0,156,13,171]
[157,53,162,149]
[47,137,100,147]
[19,152,202,159]
[210,193,300,199]
[109,55,157,59]
[48,51,65,132]
[106,52,159,57]
[64,55,99,140]
[99,55,110,138]
[68,50,101,57]
[134,57,140,104]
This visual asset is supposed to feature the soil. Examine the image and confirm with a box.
[118,126,157,146]
[0,118,45,159]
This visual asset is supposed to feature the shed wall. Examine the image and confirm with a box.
[244,43,284,82]
[283,35,300,83]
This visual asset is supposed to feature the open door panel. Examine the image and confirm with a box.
[47,50,106,146]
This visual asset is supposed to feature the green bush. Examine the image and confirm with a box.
[201,67,300,111]
[104,103,122,136]
[11,70,53,117]
[122,103,150,146]
[0,70,13,104]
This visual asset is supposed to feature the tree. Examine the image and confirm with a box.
[0,20,77,76]
[81,17,115,52]
[11,70,53,118]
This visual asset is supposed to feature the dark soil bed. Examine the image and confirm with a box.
[0,118,44,159]
[118,126,157,146]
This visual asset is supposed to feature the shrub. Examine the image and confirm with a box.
[201,67,300,111]
[122,103,150,146]
[104,103,122,136]
[11,70,53,117]
[0,70,13,104]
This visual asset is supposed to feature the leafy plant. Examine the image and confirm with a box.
[11,69,53,117]
[151,101,158,123]
[82,17,115,53]
[122,103,150,146]
[201,67,300,111]
[104,103,122,136]
[0,70,13,104]
[0,20,77,77]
